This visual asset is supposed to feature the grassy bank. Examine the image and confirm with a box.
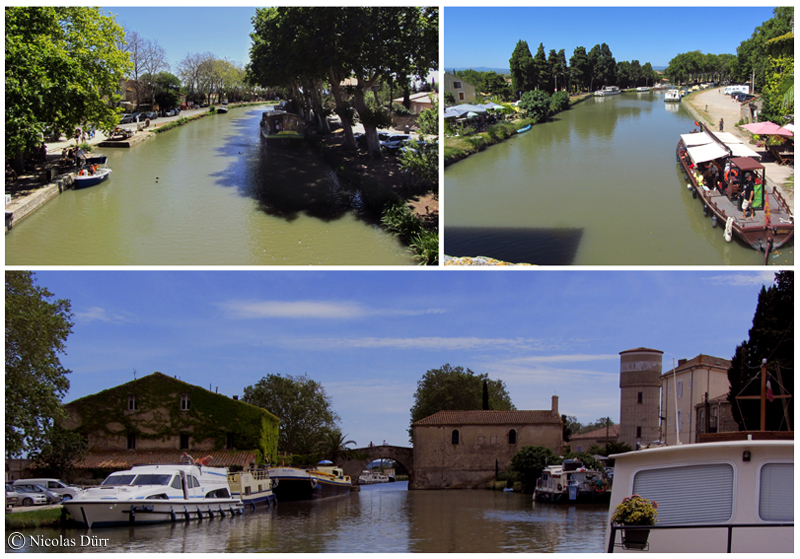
[444,94,591,167]
[6,507,66,529]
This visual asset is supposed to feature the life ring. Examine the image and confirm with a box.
[310,478,318,489]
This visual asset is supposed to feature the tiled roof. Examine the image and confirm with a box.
[413,410,560,426]
[570,424,620,441]
[74,449,256,470]
[662,354,731,376]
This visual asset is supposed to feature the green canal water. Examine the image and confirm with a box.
[8,483,609,553]
[5,107,415,266]
[444,92,793,265]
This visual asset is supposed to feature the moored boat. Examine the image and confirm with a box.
[605,438,793,552]
[358,470,390,485]
[227,469,275,508]
[268,463,351,501]
[636,86,651,92]
[664,89,681,102]
[517,124,531,134]
[534,459,611,503]
[62,463,244,528]
[217,105,229,114]
[260,110,305,148]
[594,86,621,96]
[676,125,794,258]
[73,155,111,189]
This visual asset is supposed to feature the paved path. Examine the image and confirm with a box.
[684,87,794,211]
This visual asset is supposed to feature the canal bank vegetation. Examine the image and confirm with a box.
[5,507,65,529]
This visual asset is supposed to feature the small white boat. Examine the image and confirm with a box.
[534,459,610,503]
[594,86,621,96]
[665,89,682,102]
[636,86,651,92]
[63,463,244,528]
[217,105,228,114]
[227,469,275,509]
[73,155,111,189]
[358,470,390,485]
[605,438,793,552]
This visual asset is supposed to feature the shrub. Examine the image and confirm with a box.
[550,91,570,114]
[519,90,551,123]
[508,445,560,494]
[409,229,439,265]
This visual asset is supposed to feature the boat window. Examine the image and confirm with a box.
[132,474,174,486]
[171,476,182,490]
[189,476,200,488]
[206,488,230,498]
[759,463,793,521]
[632,463,734,525]
[101,474,136,486]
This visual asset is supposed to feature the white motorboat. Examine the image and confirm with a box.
[636,86,651,92]
[594,86,621,96]
[63,463,244,528]
[358,470,390,484]
[605,438,793,552]
[534,459,610,503]
[665,89,681,102]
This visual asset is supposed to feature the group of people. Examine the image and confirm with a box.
[695,158,757,219]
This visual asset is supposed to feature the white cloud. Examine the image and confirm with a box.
[505,354,620,364]
[277,336,564,352]
[217,300,446,320]
[74,306,132,324]
[705,272,775,287]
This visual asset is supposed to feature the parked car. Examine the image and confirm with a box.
[13,484,61,504]
[381,134,412,154]
[13,486,49,507]
[6,484,19,508]
[13,478,81,501]
[145,112,158,120]
[355,131,392,149]
[119,114,136,124]
[165,109,177,117]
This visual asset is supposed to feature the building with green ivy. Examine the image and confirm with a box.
[63,372,279,473]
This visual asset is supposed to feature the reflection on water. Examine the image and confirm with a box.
[11,483,608,553]
[445,226,583,265]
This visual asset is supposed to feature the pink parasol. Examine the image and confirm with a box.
[741,121,793,137]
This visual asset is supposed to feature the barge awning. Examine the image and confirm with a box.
[686,143,729,165]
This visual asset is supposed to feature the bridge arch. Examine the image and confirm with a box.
[341,445,413,485]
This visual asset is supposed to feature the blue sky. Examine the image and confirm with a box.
[102,7,258,71]
[445,7,779,70]
[29,270,776,448]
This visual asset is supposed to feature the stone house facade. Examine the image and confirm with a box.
[410,397,563,489]
[62,372,279,472]
[444,72,476,104]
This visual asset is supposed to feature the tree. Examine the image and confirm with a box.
[727,272,793,432]
[31,425,88,478]
[509,40,535,98]
[5,7,131,171]
[519,89,551,123]
[550,91,570,113]
[243,373,340,455]
[146,72,181,111]
[409,364,514,439]
[561,414,581,442]
[569,46,590,93]
[532,43,551,92]
[6,271,74,458]
[509,445,559,494]
[317,430,357,464]
[417,101,438,135]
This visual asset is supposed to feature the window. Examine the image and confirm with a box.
[677,411,683,432]
[180,393,190,411]
[171,476,182,490]
[637,392,643,404]
[636,426,642,438]
[677,380,683,398]
[633,463,734,525]
[180,433,190,449]
[451,429,460,445]
[226,433,235,450]
[127,433,136,450]
[490,435,498,445]
[128,395,138,411]
[509,429,517,445]
[454,81,462,89]
[458,92,465,101]
[759,463,793,521]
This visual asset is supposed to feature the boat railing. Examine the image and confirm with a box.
[606,522,793,553]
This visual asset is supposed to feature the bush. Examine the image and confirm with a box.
[519,90,551,124]
[398,139,438,188]
[509,445,560,494]
[550,91,570,114]
[417,103,438,135]
[409,229,439,265]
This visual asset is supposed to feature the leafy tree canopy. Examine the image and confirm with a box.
[519,89,551,123]
[509,445,559,494]
[6,271,74,458]
[317,430,357,464]
[409,364,515,438]
[5,7,131,166]
[243,373,340,455]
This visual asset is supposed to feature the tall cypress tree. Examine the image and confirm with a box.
[727,271,793,431]
[509,40,534,99]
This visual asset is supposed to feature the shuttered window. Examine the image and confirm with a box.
[759,463,793,521]
[632,463,734,525]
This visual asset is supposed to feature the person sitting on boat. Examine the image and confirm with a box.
[741,173,755,219]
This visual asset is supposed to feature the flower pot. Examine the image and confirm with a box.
[621,527,650,550]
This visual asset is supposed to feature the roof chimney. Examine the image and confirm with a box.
[551,394,559,414]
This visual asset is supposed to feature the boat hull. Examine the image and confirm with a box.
[64,498,245,528]
[269,467,351,501]
[534,488,611,504]
[676,141,793,253]
[74,169,111,189]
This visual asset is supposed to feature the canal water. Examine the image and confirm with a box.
[5,107,415,265]
[444,92,793,265]
[9,483,609,553]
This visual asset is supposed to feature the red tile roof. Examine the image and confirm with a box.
[413,410,560,426]
[74,449,256,470]
[570,424,620,441]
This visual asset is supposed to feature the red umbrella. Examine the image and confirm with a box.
[741,121,793,137]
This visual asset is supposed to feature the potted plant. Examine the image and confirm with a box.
[611,494,658,550]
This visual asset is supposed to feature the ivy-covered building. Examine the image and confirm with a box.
[63,372,279,472]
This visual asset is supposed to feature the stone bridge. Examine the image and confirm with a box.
[341,445,413,485]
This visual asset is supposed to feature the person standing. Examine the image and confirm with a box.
[719,118,724,132]
[741,172,755,219]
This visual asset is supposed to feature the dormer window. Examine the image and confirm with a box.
[128,395,138,411]
[180,393,190,411]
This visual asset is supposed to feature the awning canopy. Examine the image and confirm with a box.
[687,143,729,165]
[446,104,488,118]
[713,132,743,144]
[680,132,714,147]
[727,143,761,158]
[730,157,765,171]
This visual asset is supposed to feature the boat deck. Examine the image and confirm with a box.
[704,186,794,229]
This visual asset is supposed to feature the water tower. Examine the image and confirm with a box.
[619,348,663,448]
